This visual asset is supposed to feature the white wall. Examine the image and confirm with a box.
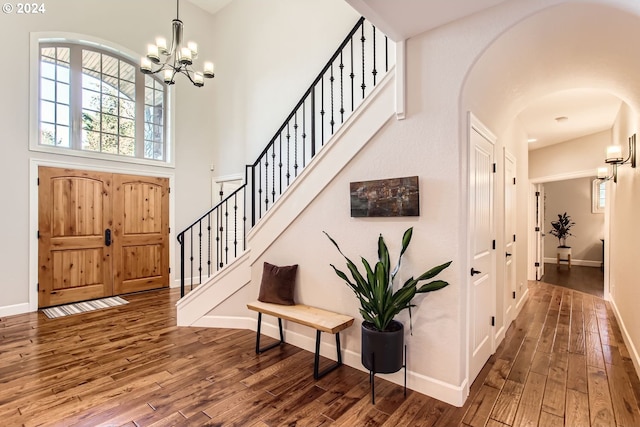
[544,177,604,262]
[529,130,611,180]
[208,0,360,176]
[609,101,640,374]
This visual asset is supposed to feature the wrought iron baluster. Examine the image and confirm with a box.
[286,125,291,185]
[330,63,335,134]
[257,160,263,219]
[294,113,299,177]
[189,228,194,289]
[372,25,377,86]
[271,144,276,202]
[198,220,202,283]
[224,199,229,265]
[340,51,344,123]
[350,36,355,111]
[320,76,325,145]
[311,87,316,157]
[361,24,366,99]
[233,192,238,258]
[278,134,283,195]
[302,103,307,168]
[264,154,269,210]
[385,35,388,72]
[207,214,211,278]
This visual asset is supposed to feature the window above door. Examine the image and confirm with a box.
[30,32,174,167]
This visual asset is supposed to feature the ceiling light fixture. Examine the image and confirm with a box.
[140,0,215,87]
[527,138,538,143]
[554,116,568,123]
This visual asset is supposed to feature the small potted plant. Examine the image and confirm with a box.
[324,227,451,374]
[549,212,575,264]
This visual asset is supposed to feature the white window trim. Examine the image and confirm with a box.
[29,31,175,168]
[592,178,605,214]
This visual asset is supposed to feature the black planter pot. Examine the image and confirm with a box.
[361,320,404,374]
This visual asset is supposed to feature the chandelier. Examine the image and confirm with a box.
[140,0,215,87]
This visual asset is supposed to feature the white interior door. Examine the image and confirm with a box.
[504,151,517,324]
[469,115,496,383]
[535,184,545,280]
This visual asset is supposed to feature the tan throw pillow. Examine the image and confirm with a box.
[257,262,298,305]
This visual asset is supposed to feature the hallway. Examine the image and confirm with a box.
[0,280,638,425]
[541,263,605,298]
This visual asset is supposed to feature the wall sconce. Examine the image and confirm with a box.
[597,166,613,181]
[603,134,636,183]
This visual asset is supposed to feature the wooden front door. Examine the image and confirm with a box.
[112,174,169,295]
[38,167,169,308]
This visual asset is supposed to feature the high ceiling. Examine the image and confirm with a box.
[188,0,233,14]
[189,0,622,151]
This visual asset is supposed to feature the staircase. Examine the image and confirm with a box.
[176,17,396,326]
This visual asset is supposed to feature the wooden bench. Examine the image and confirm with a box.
[247,301,354,379]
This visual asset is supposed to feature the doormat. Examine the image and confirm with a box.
[41,296,129,319]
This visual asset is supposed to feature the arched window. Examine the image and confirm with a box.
[34,36,169,163]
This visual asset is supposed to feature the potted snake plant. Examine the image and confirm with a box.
[324,227,451,374]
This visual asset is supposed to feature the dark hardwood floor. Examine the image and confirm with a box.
[541,263,604,298]
[0,280,638,426]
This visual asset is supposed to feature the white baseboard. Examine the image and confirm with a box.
[543,257,601,268]
[0,302,31,317]
[608,298,640,385]
[196,314,466,407]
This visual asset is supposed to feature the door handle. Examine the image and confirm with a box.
[470,268,482,276]
[506,252,512,257]
[105,228,112,247]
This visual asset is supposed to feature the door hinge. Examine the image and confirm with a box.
[492,240,496,250]
[37,282,39,291]
[535,191,540,196]
[535,227,540,232]
[169,267,171,274]
[513,234,516,242]
[493,163,497,173]
[513,291,516,299]
[513,177,516,185]
[37,230,40,239]
[168,187,171,194]
[168,227,171,234]
[535,262,540,267]
[491,316,495,326]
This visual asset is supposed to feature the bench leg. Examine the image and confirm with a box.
[313,331,343,379]
[255,312,284,354]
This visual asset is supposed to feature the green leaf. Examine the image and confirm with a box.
[417,280,450,293]
[378,234,390,281]
[415,261,453,281]
[392,227,413,280]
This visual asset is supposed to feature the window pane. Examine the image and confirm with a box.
[41,61,55,80]
[82,70,101,91]
[57,65,70,84]
[120,137,135,156]
[83,50,100,72]
[120,118,134,137]
[41,47,55,60]
[120,81,135,100]
[41,100,55,123]
[102,95,118,115]
[102,75,118,96]
[57,47,70,63]
[57,82,70,104]
[56,104,70,126]
[56,125,70,147]
[120,99,135,119]
[82,130,101,151]
[82,109,100,131]
[101,113,118,134]
[102,55,118,77]
[40,123,55,145]
[41,79,55,101]
[154,142,164,160]
[103,134,118,154]
[121,62,135,83]
[82,88,101,112]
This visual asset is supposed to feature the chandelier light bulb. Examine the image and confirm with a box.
[156,37,168,54]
